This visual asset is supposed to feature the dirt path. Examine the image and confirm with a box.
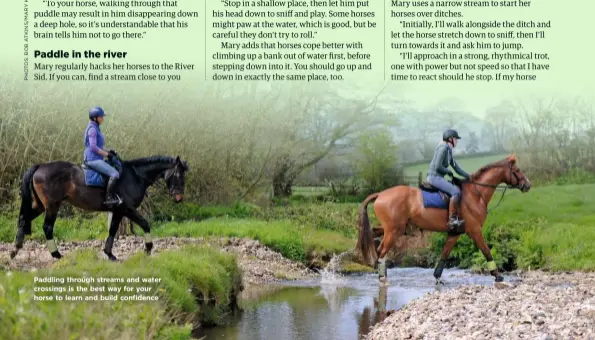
[0,236,318,285]
[365,271,595,340]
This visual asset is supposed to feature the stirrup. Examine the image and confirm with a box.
[104,195,122,206]
[448,217,462,227]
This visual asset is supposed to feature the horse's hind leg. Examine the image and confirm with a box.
[42,204,62,259]
[433,233,461,284]
[126,209,153,255]
[11,208,44,259]
[375,220,406,286]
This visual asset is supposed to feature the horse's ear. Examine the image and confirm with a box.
[175,156,188,170]
[507,153,516,164]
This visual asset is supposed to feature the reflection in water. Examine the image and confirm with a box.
[357,286,389,340]
[196,267,498,340]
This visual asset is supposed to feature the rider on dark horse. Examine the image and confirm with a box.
[426,129,471,231]
[84,106,122,208]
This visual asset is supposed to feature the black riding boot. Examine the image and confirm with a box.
[447,196,464,232]
[104,177,122,207]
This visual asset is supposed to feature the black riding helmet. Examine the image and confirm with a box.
[443,129,461,141]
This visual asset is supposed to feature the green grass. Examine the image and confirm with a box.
[0,246,242,340]
[0,212,109,244]
[486,183,595,226]
[292,186,330,197]
[0,205,357,265]
[403,153,509,177]
[339,261,375,274]
[156,218,354,263]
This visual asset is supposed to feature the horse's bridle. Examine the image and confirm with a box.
[163,168,185,196]
[132,165,184,197]
[467,162,527,213]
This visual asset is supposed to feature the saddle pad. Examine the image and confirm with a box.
[83,168,105,187]
[421,190,449,209]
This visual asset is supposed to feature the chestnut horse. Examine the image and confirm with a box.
[356,154,531,284]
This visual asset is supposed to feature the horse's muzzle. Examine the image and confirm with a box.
[520,180,532,192]
[174,194,184,203]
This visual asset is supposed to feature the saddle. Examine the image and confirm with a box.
[82,158,123,188]
[419,177,463,201]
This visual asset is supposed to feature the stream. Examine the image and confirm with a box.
[195,260,512,340]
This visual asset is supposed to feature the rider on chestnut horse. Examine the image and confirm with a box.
[426,129,470,232]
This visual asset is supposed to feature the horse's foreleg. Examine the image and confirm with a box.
[104,212,123,261]
[126,209,153,255]
[468,229,503,282]
[433,234,461,284]
[42,210,61,259]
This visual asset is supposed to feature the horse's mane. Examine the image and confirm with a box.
[471,158,511,178]
[122,156,176,166]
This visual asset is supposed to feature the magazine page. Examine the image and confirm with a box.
[1,0,593,339]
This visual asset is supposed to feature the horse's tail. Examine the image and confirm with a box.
[18,164,40,235]
[356,192,380,267]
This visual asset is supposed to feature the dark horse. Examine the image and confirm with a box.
[356,154,532,284]
[9,155,189,261]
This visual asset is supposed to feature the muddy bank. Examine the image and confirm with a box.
[0,236,317,285]
[365,271,595,340]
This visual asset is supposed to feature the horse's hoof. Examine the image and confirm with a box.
[495,275,504,282]
[108,254,118,261]
[50,251,62,259]
[436,279,444,285]
[9,250,17,259]
[145,242,153,255]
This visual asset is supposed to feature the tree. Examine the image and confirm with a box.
[354,127,400,193]
[433,97,470,131]
[269,86,399,198]
[483,100,517,151]
[403,98,473,160]
[466,131,479,154]
[408,108,441,160]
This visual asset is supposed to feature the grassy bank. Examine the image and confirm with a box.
[0,245,242,340]
[158,219,353,264]
[0,202,359,266]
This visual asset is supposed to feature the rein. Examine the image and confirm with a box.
[468,181,509,213]
[131,165,174,192]
[117,155,178,198]
[465,163,522,213]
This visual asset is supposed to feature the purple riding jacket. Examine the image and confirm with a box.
[83,121,105,162]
